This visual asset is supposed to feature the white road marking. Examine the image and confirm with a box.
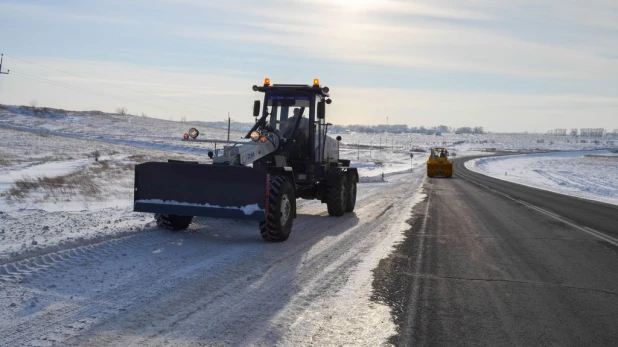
[456,171,618,248]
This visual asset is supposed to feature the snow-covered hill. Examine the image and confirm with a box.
[0,104,245,155]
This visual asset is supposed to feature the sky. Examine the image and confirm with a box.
[0,0,617,132]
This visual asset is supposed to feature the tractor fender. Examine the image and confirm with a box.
[325,167,358,185]
[320,167,357,204]
[325,167,346,186]
[267,167,297,187]
[345,167,359,183]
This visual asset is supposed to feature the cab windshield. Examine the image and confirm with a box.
[264,94,311,131]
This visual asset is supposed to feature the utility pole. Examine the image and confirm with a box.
[357,142,360,161]
[227,112,231,142]
[369,141,372,159]
[0,54,9,75]
[410,153,414,171]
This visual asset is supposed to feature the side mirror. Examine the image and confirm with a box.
[336,136,341,141]
[253,100,261,118]
[317,100,325,119]
[208,151,214,159]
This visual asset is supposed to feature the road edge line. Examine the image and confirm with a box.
[455,172,618,248]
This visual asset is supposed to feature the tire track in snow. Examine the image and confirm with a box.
[74,175,423,346]
[0,172,424,347]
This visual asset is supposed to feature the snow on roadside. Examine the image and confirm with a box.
[0,158,103,194]
[279,189,428,346]
[0,126,208,262]
[0,207,153,264]
[342,148,427,180]
[465,150,618,206]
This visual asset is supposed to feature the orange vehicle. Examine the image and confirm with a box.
[426,147,453,178]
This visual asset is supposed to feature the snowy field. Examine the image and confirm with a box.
[1,104,617,261]
[333,130,616,153]
[0,105,244,156]
[0,106,425,262]
[465,150,618,206]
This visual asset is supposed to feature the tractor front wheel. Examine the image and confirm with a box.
[326,175,348,217]
[260,176,295,242]
[155,214,193,231]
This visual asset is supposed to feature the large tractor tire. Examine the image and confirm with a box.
[326,175,348,217]
[260,176,295,242]
[155,214,193,231]
[345,178,357,213]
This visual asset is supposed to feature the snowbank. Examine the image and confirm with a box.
[465,150,618,206]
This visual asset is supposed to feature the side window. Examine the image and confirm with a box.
[279,107,290,130]
[295,107,309,137]
[266,105,278,129]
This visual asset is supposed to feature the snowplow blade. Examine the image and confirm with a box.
[426,163,453,177]
[134,162,267,221]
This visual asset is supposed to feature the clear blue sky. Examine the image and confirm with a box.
[1,0,617,132]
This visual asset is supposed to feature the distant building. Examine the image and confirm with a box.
[580,128,605,137]
[546,129,567,136]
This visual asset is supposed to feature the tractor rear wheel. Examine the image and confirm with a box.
[260,176,295,242]
[345,178,357,213]
[326,175,348,217]
[155,214,193,231]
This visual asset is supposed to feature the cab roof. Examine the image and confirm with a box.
[253,84,330,97]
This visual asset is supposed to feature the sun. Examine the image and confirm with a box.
[334,0,380,10]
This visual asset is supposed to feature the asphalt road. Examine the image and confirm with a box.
[373,156,618,346]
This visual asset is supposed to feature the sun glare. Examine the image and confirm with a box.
[335,0,379,10]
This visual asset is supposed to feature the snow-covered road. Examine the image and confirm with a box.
[0,170,425,346]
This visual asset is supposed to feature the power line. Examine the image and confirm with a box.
[0,54,9,75]
[11,70,172,111]
[5,54,227,113]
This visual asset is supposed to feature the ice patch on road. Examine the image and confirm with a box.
[136,199,264,215]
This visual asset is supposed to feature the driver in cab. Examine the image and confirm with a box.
[281,108,309,138]
[280,108,310,157]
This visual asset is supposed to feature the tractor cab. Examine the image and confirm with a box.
[263,91,312,158]
[249,78,339,182]
[431,147,450,162]
[427,147,453,177]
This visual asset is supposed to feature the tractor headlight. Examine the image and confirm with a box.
[250,131,260,141]
[188,128,199,139]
